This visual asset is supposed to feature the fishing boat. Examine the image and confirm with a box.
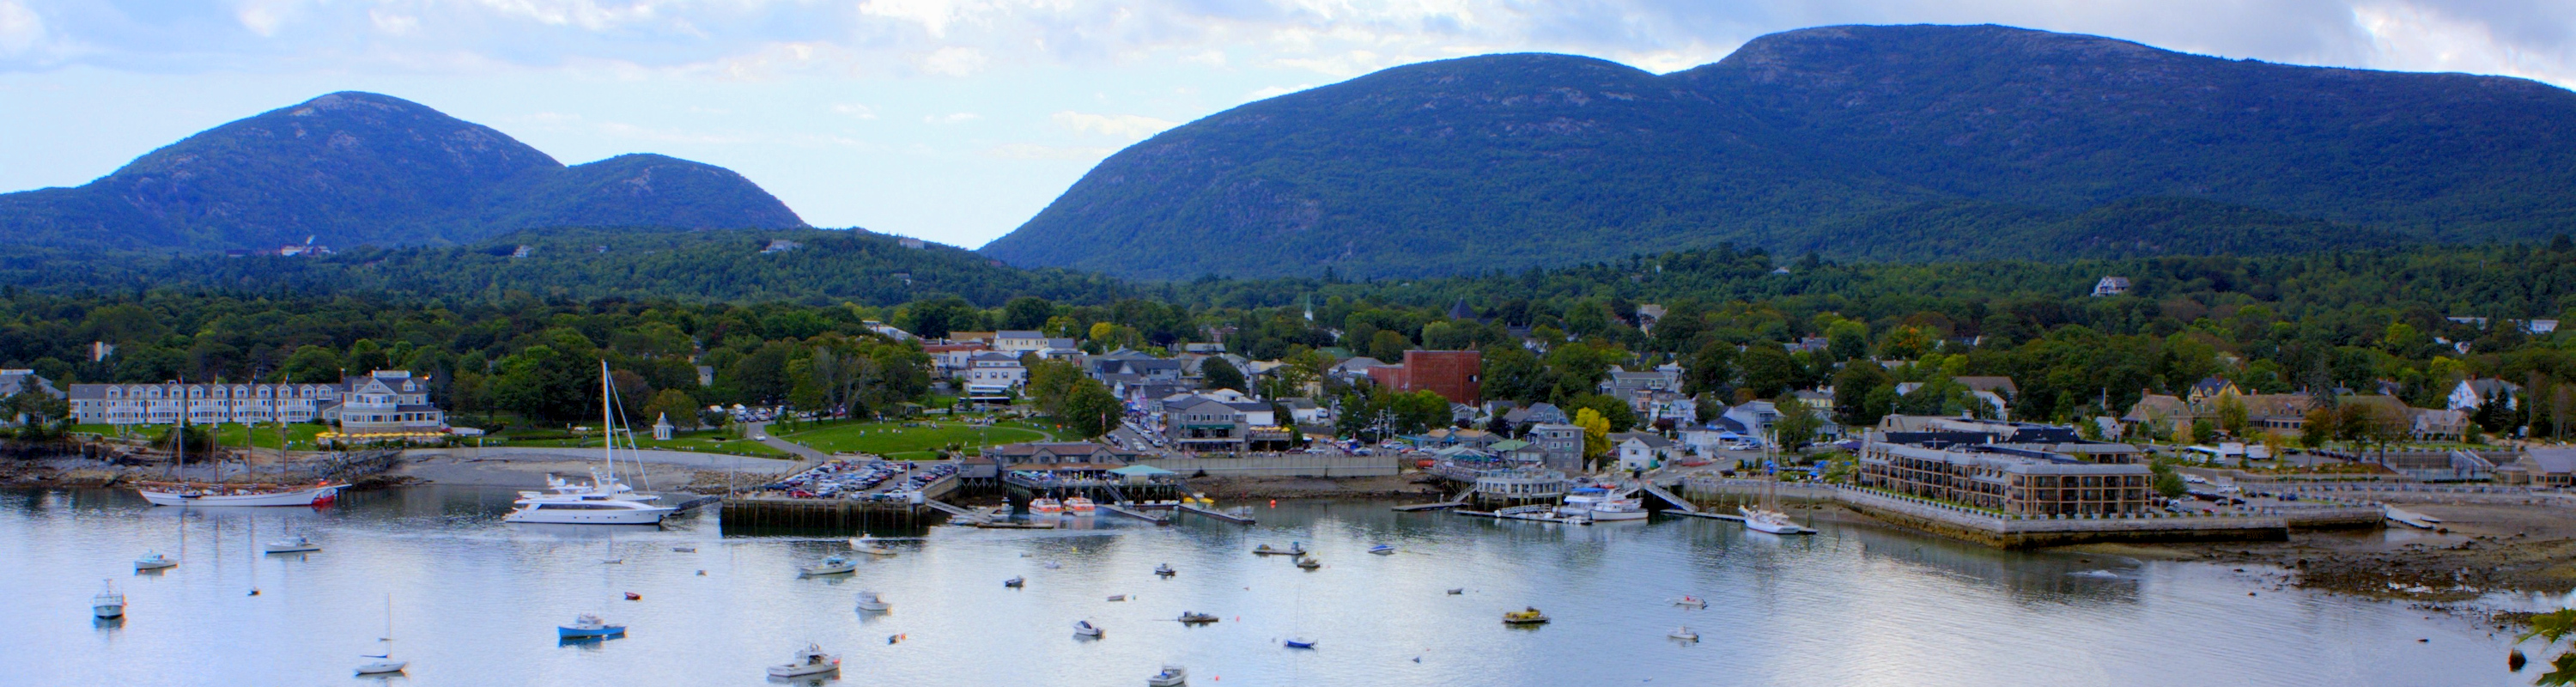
[855,591,890,611]
[1147,664,1188,687]
[765,643,840,678]
[1588,498,1650,521]
[1502,607,1550,624]
[134,550,179,571]
[1176,611,1218,623]
[1252,542,1305,556]
[1073,620,1103,638]
[92,579,125,618]
[1064,496,1098,514]
[1671,595,1708,609]
[502,362,676,526]
[261,535,320,554]
[556,613,625,640]
[1030,497,1065,514]
[1445,587,1464,595]
[1107,595,1127,602]
[1367,544,1395,555]
[1004,576,1025,588]
[799,555,858,576]
[355,594,408,675]
[1284,636,1317,649]
[848,533,897,556]
[1668,626,1699,641]
[1294,556,1321,570]
[1154,563,1176,576]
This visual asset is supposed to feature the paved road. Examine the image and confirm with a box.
[744,421,829,462]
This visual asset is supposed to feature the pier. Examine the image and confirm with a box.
[1101,502,1172,525]
[1175,502,1256,525]
[1674,475,2385,549]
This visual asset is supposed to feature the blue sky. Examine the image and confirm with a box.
[3,1,2572,249]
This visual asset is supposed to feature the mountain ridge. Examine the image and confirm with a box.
[981,24,2576,280]
[0,91,805,252]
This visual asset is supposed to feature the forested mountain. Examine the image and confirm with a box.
[0,228,1127,307]
[982,24,2576,280]
[0,92,804,252]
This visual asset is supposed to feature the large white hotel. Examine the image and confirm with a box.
[65,369,447,435]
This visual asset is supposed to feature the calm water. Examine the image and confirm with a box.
[0,487,2533,686]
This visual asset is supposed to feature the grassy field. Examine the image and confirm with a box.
[485,429,792,458]
[782,419,1057,460]
[74,423,335,451]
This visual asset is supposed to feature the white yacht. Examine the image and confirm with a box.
[1668,626,1699,641]
[1073,620,1103,638]
[848,533,896,556]
[1588,497,1649,521]
[502,362,675,526]
[355,594,408,675]
[1740,506,1812,535]
[139,482,344,507]
[1558,488,1649,520]
[92,580,125,619]
[767,643,841,678]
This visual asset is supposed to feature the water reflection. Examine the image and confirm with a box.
[1847,525,2144,606]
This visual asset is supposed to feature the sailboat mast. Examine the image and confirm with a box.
[600,360,616,482]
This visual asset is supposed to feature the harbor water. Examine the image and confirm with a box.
[0,487,2535,685]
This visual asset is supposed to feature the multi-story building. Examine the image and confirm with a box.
[1855,441,2153,516]
[1364,350,1482,405]
[962,352,1028,399]
[65,370,446,435]
[1526,423,1585,471]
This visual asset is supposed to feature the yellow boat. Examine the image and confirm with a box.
[1502,607,1550,624]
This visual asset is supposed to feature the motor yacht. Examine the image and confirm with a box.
[848,533,896,556]
[1073,620,1103,638]
[855,591,890,612]
[1147,665,1188,686]
[133,550,179,571]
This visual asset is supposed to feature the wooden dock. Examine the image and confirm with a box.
[1176,503,1256,525]
[1103,502,1171,525]
[1457,504,1591,525]
[1663,509,1745,522]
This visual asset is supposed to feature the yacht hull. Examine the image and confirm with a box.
[139,484,341,507]
[504,506,673,525]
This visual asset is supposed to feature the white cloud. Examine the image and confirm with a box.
[916,46,988,76]
[370,9,420,36]
[981,143,1115,160]
[832,103,878,119]
[2349,2,2576,86]
[1051,111,1176,139]
[0,1,43,55]
[1244,83,1315,102]
[924,112,980,124]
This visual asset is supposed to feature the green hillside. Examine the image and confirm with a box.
[982,24,2576,280]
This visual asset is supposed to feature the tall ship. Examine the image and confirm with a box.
[501,362,676,526]
[135,397,343,507]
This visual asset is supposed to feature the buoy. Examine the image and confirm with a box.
[1268,500,1277,507]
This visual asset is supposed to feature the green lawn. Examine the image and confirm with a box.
[73,423,335,451]
[485,429,792,458]
[781,419,1056,460]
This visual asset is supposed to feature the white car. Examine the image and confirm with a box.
[751,435,769,441]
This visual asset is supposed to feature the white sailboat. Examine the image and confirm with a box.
[503,362,675,526]
[355,594,408,675]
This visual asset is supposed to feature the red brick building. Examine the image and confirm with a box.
[1364,350,1483,405]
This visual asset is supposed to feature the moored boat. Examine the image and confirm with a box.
[1283,636,1316,649]
[1294,556,1321,570]
[1065,496,1098,514]
[1030,497,1065,514]
[92,579,125,618]
[1147,664,1188,686]
[1739,506,1813,535]
[261,535,320,554]
[137,481,344,508]
[1154,563,1176,576]
[855,591,890,611]
[134,550,179,571]
[556,613,625,640]
[1367,544,1395,555]
[799,555,858,576]
[1073,620,1103,637]
[1252,543,1305,556]
[1670,595,1707,609]
[848,533,897,556]
[765,642,840,678]
[1004,576,1025,588]
[1588,498,1649,521]
[1176,611,1218,623]
[1502,606,1550,624]
[1669,626,1699,641]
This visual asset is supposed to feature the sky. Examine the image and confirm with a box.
[2,2,2573,250]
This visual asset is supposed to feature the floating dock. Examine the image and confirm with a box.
[1102,502,1171,525]
[1176,503,1256,525]
[1457,504,1590,525]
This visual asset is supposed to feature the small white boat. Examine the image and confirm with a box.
[1668,626,1699,641]
[855,591,890,611]
[848,533,897,556]
[1670,595,1707,609]
[92,579,125,618]
[134,550,179,571]
[1065,496,1098,514]
[1154,563,1176,576]
[1740,507,1813,535]
[766,642,840,678]
[800,556,858,576]
[1073,620,1103,637]
[262,535,320,554]
[1030,497,1065,514]
[1588,498,1650,521]
[1147,664,1188,686]
[1043,560,1062,569]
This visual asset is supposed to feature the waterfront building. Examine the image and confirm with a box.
[1363,350,1484,405]
[64,370,446,434]
[1855,441,2153,516]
